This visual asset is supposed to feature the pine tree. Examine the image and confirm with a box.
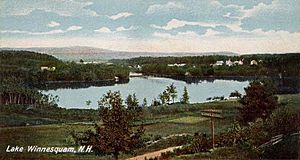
[181,86,189,104]
[89,91,144,160]
[239,81,277,124]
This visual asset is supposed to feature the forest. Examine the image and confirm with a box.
[112,53,300,78]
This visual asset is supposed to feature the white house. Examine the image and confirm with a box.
[41,66,56,71]
[213,61,224,67]
[238,60,244,65]
[129,72,143,77]
[234,60,244,65]
[167,63,186,67]
[250,60,258,65]
[135,65,142,70]
[226,59,233,66]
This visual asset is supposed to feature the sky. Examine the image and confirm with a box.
[0,0,300,53]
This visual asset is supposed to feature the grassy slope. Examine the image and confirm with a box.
[0,95,299,159]
[0,100,239,159]
[173,94,300,160]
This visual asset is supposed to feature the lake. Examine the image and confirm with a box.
[43,77,249,109]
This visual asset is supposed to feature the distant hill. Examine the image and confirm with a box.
[0,46,239,61]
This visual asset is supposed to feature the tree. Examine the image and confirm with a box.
[126,93,140,114]
[167,83,177,103]
[181,86,189,104]
[85,100,92,107]
[159,93,166,105]
[229,90,242,98]
[142,98,147,107]
[159,90,169,105]
[151,98,161,106]
[90,91,144,159]
[125,94,133,108]
[239,81,278,124]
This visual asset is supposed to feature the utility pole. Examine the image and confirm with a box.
[201,109,222,150]
[210,109,215,149]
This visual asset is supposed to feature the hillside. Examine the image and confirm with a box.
[0,46,238,61]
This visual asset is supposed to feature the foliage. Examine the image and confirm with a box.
[81,91,144,159]
[189,133,211,153]
[180,86,189,104]
[215,106,300,159]
[142,98,148,107]
[165,133,211,158]
[0,50,130,86]
[239,81,278,123]
[126,93,142,119]
[167,83,177,103]
[159,91,170,105]
[229,90,241,98]
[113,53,300,78]
[158,83,178,105]
[85,100,92,107]
[267,107,300,135]
[215,122,243,147]
[151,98,161,106]
[126,93,139,110]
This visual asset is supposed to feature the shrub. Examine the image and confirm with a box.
[239,81,278,124]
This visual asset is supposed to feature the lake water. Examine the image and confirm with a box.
[43,77,249,109]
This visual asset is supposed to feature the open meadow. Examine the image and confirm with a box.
[1,94,299,159]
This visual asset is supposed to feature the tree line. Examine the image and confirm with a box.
[0,50,130,85]
[111,53,300,78]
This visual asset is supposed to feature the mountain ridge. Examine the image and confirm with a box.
[0,46,239,61]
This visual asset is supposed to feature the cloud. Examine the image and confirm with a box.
[94,27,112,33]
[0,0,98,17]
[153,28,220,40]
[203,29,221,37]
[151,19,220,30]
[205,1,272,32]
[146,2,184,14]
[0,29,64,35]
[1,29,300,54]
[66,26,82,31]
[30,30,65,35]
[48,21,60,27]
[1,25,82,35]
[115,26,136,32]
[108,12,133,20]
[95,26,136,33]
[240,0,300,32]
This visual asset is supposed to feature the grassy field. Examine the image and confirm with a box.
[277,94,300,109]
[0,94,299,159]
[0,100,239,159]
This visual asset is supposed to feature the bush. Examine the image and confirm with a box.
[175,133,211,155]
[267,107,300,136]
[239,81,278,124]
